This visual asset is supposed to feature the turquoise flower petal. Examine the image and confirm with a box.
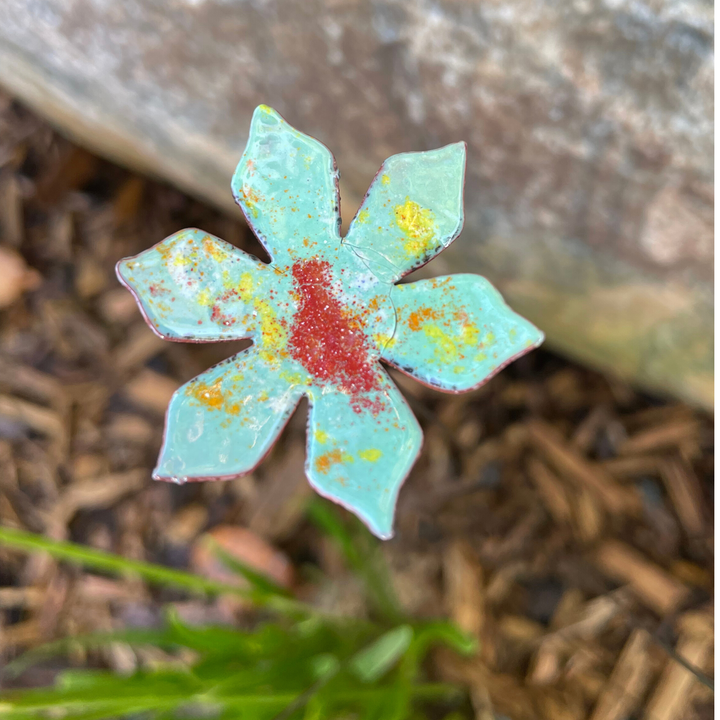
[117,105,544,540]
[383,275,544,392]
[344,143,465,283]
[231,105,341,265]
[116,229,267,341]
[306,373,422,540]
[154,347,304,482]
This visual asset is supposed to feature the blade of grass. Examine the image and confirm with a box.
[350,625,413,683]
[306,499,402,623]
[3,628,179,678]
[0,526,245,596]
[0,526,308,616]
[206,537,292,598]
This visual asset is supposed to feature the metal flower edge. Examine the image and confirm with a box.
[116,104,544,539]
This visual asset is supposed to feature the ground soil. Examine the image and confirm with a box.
[0,93,713,719]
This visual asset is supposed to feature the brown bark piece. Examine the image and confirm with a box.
[619,419,700,456]
[527,420,640,514]
[51,469,147,527]
[527,456,573,524]
[595,540,690,615]
[0,394,65,439]
[643,631,712,720]
[590,629,652,720]
[248,442,313,541]
[114,325,166,374]
[444,539,485,640]
[123,369,179,414]
[660,457,706,537]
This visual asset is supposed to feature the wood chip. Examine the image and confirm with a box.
[528,636,564,685]
[165,504,209,546]
[0,586,43,609]
[100,287,141,325]
[51,470,147,527]
[573,487,604,542]
[0,360,67,408]
[248,442,313,541]
[0,171,23,247]
[660,457,706,537]
[595,540,690,615]
[642,630,712,720]
[572,405,611,452]
[600,455,661,479]
[527,456,573,524]
[619,419,700,456]
[114,324,166,374]
[444,539,485,639]
[0,394,65,439]
[0,247,40,307]
[105,413,156,444]
[589,629,652,720]
[123,369,179,414]
[76,576,142,603]
[0,619,41,649]
[34,146,97,205]
[527,420,640,515]
[553,589,629,642]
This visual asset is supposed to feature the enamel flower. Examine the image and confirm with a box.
[117,105,543,539]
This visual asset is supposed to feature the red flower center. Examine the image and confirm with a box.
[288,258,379,397]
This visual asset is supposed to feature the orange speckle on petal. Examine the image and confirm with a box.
[187,378,225,410]
[408,306,440,331]
[315,448,344,474]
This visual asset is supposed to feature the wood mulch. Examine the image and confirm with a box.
[0,92,713,719]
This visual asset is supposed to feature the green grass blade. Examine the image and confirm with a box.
[350,625,413,683]
[3,628,180,678]
[206,537,292,598]
[0,526,311,617]
[0,526,247,598]
[306,499,402,623]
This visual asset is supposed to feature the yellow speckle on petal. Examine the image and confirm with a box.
[381,174,391,186]
[241,184,263,218]
[280,369,307,386]
[374,332,397,349]
[202,236,230,262]
[394,198,437,258]
[358,448,382,462]
[236,272,287,364]
[197,287,213,307]
[460,323,480,346]
[237,272,255,301]
[356,209,370,225]
[315,429,329,444]
[423,324,459,362]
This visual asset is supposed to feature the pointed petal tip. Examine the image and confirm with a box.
[372,525,395,541]
[447,140,467,155]
[352,504,396,541]
[526,322,545,348]
[253,104,282,127]
[115,256,138,290]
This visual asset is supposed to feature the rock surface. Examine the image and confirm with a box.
[0,0,713,407]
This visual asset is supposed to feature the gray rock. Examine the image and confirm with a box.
[0,0,713,408]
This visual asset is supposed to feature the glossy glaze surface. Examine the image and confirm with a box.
[117,104,543,539]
